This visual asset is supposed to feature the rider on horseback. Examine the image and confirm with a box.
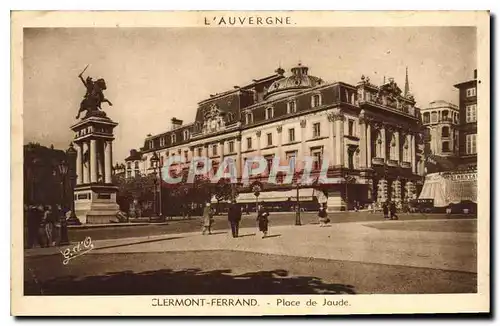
[76,66,113,119]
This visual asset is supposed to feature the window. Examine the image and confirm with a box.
[183,130,189,140]
[148,140,154,149]
[197,147,203,157]
[266,107,274,119]
[348,148,355,170]
[442,126,450,137]
[466,134,477,154]
[442,110,449,121]
[184,150,189,161]
[348,120,355,136]
[466,87,476,97]
[431,112,438,123]
[287,100,296,114]
[442,141,450,152]
[229,140,235,153]
[246,137,252,149]
[134,161,139,169]
[423,112,430,124]
[126,171,132,178]
[267,133,273,146]
[264,155,274,174]
[228,112,234,122]
[466,104,477,123]
[171,134,176,143]
[311,148,323,170]
[286,151,297,171]
[126,162,131,170]
[212,144,218,156]
[245,112,253,124]
[288,128,295,142]
[160,137,165,147]
[312,94,321,107]
[160,155,164,167]
[313,122,321,138]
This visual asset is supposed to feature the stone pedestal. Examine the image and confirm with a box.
[71,114,119,224]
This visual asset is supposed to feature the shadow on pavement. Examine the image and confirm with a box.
[25,268,357,295]
[264,234,281,238]
[237,233,256,238]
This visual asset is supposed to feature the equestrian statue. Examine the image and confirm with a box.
[76,65,113,119]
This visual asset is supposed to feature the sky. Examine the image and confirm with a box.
[23,27,476,163]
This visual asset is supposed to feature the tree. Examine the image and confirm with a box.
[213,178,234,213]
[113,174,156,214]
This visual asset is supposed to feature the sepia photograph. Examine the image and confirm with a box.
[11,11,490,315]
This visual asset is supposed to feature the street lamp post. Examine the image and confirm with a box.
[150,152,160,219]
[57,160,70,245]
[295,176,302,226]
[65,143,80,226]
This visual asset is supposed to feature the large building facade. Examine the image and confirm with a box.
[418,69,478,209]
[124,63,425,211]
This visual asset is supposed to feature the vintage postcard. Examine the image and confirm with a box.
[11,11,490,316]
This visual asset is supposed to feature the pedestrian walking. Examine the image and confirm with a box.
[383,200,390,219]
[256,204,269,238]
[228,200,242,238]
[201,202,214,235]
[42,205,56,247]
[390,201,399,220]
[318,206,330,227]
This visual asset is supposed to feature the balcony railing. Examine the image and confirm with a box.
[387,159,399,167]
[372,157,385,165]
[400,161,411,169]
[358,98,419,118]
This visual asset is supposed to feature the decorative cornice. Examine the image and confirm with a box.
[300,119,307,128]
[276,125,283,133]
[256,130,262,137]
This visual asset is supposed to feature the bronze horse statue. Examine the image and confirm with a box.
[76,71,113,119]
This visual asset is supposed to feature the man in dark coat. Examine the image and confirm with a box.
[228,200,242,238]
[383,200,390,219]
[389,201,399,220]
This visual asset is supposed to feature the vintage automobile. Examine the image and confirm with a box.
[408,199,434,213]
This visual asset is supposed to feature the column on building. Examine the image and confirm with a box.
[256,130,262,157]
[380,124,387,161]
[219,140,225,160]
[90,139,98,183]
[411,133,416,173]
[366,122,372,167]
[98,141,105,182]
[235,136,242,180]
[333,111,344,166]
[358,113,367,169]
[394,129,400,162]
[327,113,335,167]
[299,119,307,162]
[76,142,83,185]
[104,140,112,183]
[276,125,283,164]
[82,141,90,184]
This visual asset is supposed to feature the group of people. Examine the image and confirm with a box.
[382,200,399,220]
[201,201,271,238]
[24,204,70,248]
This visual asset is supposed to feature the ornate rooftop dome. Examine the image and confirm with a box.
[264,63,325,101]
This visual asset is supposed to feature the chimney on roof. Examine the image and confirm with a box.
[474,69,477,79]
[171,117,183,130]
